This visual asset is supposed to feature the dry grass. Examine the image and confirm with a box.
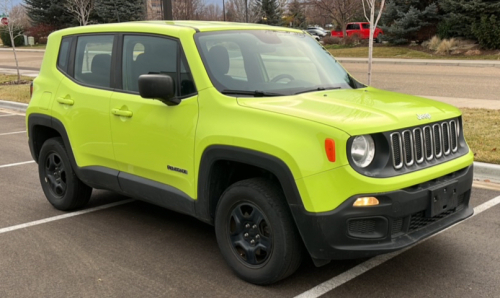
[428,36,442,51]
[436,39,453,55]
[462,108,500,164]
[0,75,33,103]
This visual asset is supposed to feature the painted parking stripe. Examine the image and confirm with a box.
[0,131,26,136]
[0,161,35,169]
[295,195,500,298]
[0,199,135,235]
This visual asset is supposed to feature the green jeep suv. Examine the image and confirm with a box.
[26,21,474,285]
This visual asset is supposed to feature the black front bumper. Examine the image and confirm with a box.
[291,165,474,262]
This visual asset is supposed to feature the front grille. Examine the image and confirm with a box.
[390,119,460,170]
[408,209,455,232]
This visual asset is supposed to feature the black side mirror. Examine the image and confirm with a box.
[138,74,180,106]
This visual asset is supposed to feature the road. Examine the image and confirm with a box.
[1,110,500,297]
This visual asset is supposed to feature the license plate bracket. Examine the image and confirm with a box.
[426,181,459,218]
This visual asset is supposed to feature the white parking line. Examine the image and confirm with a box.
[295,195,500,298]
[0,199,135,235]
[0,131,26,136]
[0,161,35,169]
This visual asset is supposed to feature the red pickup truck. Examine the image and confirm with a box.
[331,22,384,42]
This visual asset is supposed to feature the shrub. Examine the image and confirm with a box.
[0,27,24,47]
[472,15,500,50]
[427,35,441,51]
[322,36,341,45]
[436,39,452,55]
[25,24,57,44]
[343,34,360,46]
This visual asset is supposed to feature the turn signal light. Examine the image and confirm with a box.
[353,197,379,207]
[325,138,336,162]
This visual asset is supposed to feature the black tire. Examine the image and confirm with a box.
[215,178,303,285]
[38,137,92,210]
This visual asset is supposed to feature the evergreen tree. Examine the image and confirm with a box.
[287,0,306,28]
[438,0,500,39]
[380,0,438,44]
[253,0,282,25]
[24,0,75,28]
[94,0,145,23]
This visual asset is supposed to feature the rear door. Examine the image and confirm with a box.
[52,34,118,170]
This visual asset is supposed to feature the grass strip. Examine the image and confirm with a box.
[462,108,500,164]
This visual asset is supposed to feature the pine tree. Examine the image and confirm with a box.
[253,0,282,25]
[380,0,438,44]
[24,0,75,28]
[438,0,500,39]
[94,0,146,23]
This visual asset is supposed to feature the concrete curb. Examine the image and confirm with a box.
[0,48,46,53]
[336,57,500,68]
[0,99,498,184]
[0,100,28,112]
[473,162,500,184]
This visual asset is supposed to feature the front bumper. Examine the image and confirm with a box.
[291,165,473,261]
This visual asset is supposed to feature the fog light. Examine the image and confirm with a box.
[353,197,379,207]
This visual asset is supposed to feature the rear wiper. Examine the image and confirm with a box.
[221,90,283,97]
[295,87,341,95]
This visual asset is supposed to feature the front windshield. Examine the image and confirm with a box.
[195,30,362,96]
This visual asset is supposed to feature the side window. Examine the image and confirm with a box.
[74,35,114,88]
[352,24,360,30]
[122,35,177,93]
[57,37,72,74]
[362,24,370,29]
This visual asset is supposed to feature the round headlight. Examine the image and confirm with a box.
[351,135,375,168]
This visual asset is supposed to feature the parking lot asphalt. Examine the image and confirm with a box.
[1,109,500,298]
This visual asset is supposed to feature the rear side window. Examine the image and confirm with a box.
[57,37,72,74]
[121,35,196,97]
[362,24,370,29]
[347,24,360,30]
[74,35,114,88]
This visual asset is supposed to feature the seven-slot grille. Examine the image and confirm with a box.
[390,120,459,170]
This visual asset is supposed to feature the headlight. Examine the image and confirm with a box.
[351,135,375,168]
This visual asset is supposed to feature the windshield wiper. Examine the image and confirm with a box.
[221,90,283,97]
[294,87,341,95]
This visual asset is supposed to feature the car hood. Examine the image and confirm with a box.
[237,87,462,136]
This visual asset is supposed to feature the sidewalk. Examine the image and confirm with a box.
[0,48,45,53]
[336,57,500,68]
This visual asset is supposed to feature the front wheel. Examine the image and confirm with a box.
[38,137,92,210]
[215,178,303,285]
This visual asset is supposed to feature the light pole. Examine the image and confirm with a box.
[223,0,225,21]
[245,0,248,22]
[162,0,173,20]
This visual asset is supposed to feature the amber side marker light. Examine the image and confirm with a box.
[325,138,336,162]
[353,197,379,207]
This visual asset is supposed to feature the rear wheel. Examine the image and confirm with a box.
[215,178,303,285]
[38,137,92,210]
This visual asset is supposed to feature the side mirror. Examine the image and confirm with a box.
[138,74,180,106]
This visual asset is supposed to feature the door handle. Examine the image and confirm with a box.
[56,97,74,106]
[111,108,133,118]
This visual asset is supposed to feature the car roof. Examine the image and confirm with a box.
[53,21,304,36]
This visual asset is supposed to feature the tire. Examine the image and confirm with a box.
[215,178,303,285]
[38,137,92,210]
[376,34,383,43]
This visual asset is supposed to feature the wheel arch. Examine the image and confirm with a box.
[195,145,304,225]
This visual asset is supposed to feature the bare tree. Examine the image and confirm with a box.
[172,0,205,20]
[65,0,94,26]
[0,1,24,83]
[200,3,222,21]
[362,0,385,85]
[310,0,362,38]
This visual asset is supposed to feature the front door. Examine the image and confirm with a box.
[110,34,199,199]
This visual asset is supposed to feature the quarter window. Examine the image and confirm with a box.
[74,35,114,88]
[57,37,72,74]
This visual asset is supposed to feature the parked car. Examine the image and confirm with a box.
[306,28,328,40]
[332,22,384,42]
[27,21,473,285]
